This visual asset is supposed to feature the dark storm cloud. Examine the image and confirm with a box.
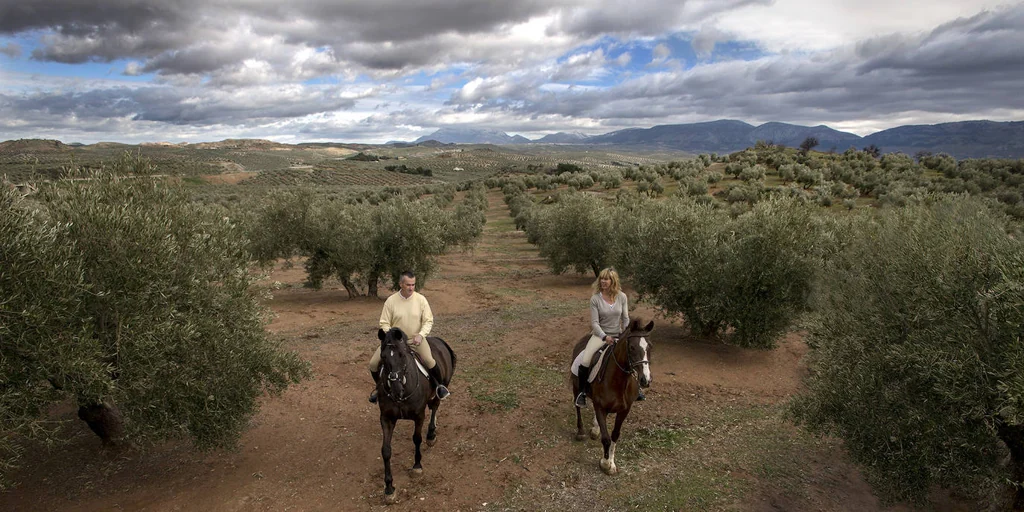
[856,5,1024,76]
[0,1,199,33]
[550,0,768,38]
[4,0,560,74]
[0,85,355,127]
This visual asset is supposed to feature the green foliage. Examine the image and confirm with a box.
[791,196,1024,506]
[1,188,98,488]
[614,196,825,347]
[1,174,310,486]
[243,185,486,294]
[524,191,612,277]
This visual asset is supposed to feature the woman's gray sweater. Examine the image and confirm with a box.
[590,291,629,339]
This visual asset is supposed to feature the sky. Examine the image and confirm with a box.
[0,0,1022,144]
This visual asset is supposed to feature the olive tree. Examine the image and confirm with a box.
[525,191,613,277]
[1,174,310,486]
[614,196,825,348]
[1,187,97,488]
[791,197,1024,508]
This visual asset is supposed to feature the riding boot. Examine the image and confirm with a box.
[369,370,381,403]
[575,365,591,408]
[427,365,450,400]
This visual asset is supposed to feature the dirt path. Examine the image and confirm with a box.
[1,190,952,511]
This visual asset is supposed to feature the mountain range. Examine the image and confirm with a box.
[406,120,1024,159]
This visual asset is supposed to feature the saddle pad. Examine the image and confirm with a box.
[412,357,429,378]
[571,345,611,384]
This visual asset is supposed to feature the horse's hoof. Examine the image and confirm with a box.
[600,460,617,475]
[409,467,423,477]
[589,430,600,440]
[575,433,586,442]
[384,492,398,505]
[426,437,436,447]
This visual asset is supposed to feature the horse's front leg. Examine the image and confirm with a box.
[426,403,438,447]
[605,407,631,476]
[595,408,616,475]
[411,411,425,476]
[380,416,398,504]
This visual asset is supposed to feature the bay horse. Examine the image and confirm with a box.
[571,318,654,475]
[375,327,457,504]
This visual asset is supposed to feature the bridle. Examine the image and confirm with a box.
[379,339,420,403]
[611,332,650,383]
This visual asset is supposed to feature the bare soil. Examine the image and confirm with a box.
[0,191,966,511]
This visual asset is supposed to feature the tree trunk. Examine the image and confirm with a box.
[591,261,600,278]
[996,422,1024,510]
[341,276,360,298]
[367,272,379,298]
[77,402,125,446]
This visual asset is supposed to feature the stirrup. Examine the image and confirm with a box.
[435,385,450,400]
[368,389,378,403]
[574,392,587,408]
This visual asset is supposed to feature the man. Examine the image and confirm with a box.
[368,271,450,402]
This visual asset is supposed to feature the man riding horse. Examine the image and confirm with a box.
[368,270,450,402]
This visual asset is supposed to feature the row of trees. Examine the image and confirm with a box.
[1,172,311,488]
[240,184,488,297]
[507,178,1024,506]
[509,189,829,348]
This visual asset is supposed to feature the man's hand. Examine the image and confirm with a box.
[411,334,424,346]
[604,335,614,344]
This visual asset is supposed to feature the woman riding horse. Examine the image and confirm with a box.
[571,318,654,475]
[573,267,630,408]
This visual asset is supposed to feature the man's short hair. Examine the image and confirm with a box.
[400,270,416,281]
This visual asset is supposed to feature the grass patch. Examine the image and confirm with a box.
[462,360,562,412]
[620,466,746,511]
[616,425,691,462]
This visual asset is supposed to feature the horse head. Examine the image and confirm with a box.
[621,319,654,388]
[377,327,416,401]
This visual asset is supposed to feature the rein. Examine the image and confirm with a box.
[380,341,421,403]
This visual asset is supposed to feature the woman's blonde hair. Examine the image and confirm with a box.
[592,267,621,296]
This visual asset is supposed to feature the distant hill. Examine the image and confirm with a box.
[413,127,529,145]
[190,139,286,150]
[399,119,1023,158]
[535,131,589,143]
[0,139,69,154]
[746,122,861,151]
[586,120,757,152]
[861,121,1024,159]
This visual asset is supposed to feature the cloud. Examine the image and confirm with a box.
[651,43,671,63]
[0,83,356,128]
[1,1,1021,143]
[0,42,22,58]
[445,4,1024,132]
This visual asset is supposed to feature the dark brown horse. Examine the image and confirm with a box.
[571,319,654,475]
[375,327,456,504]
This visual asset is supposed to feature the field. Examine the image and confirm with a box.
[0,139,691,186]
[0,187,970,512]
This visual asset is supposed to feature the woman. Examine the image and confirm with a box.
[573,267,629,408]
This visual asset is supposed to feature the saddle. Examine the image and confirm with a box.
[572,344,614,384]
[409,346,430,378]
